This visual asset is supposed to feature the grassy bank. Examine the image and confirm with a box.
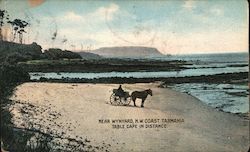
[0,61,55,151]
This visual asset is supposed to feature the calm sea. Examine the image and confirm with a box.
[151,52,248,63]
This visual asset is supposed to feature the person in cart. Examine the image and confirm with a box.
[116,85,125,97]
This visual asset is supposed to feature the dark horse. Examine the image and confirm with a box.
[131,89,153,107]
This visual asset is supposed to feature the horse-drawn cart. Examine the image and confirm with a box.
[110,89,131,106]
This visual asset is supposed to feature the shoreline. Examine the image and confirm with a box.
[166,82,249,115]
[10,82,249,152]
[170,87,249,119]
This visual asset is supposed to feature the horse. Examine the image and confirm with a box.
[131,89,153,107]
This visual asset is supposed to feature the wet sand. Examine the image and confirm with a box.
[10,82,249,152]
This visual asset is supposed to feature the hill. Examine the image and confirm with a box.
[90,46,163,58]
[77,51,102,59]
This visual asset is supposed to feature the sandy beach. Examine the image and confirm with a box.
[10,82,249,152]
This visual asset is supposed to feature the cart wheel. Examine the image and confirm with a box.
[110,93,121,105]
[121,96,131,106]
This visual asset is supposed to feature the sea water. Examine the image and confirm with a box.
[29,52,249,114]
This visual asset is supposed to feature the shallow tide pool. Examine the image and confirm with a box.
[168,83,249,114]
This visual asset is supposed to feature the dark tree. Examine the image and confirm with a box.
[0,9,9,41]
[8,19,29,43]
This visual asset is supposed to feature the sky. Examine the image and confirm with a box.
[0,0,248,54]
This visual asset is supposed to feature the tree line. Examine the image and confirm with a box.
[0,41,82,63]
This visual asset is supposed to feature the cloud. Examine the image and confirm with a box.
[182,0,196,11]
[210,7,224,16]
[80,3,119,22]
[93,3,119,21]
[63,11,85,22]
